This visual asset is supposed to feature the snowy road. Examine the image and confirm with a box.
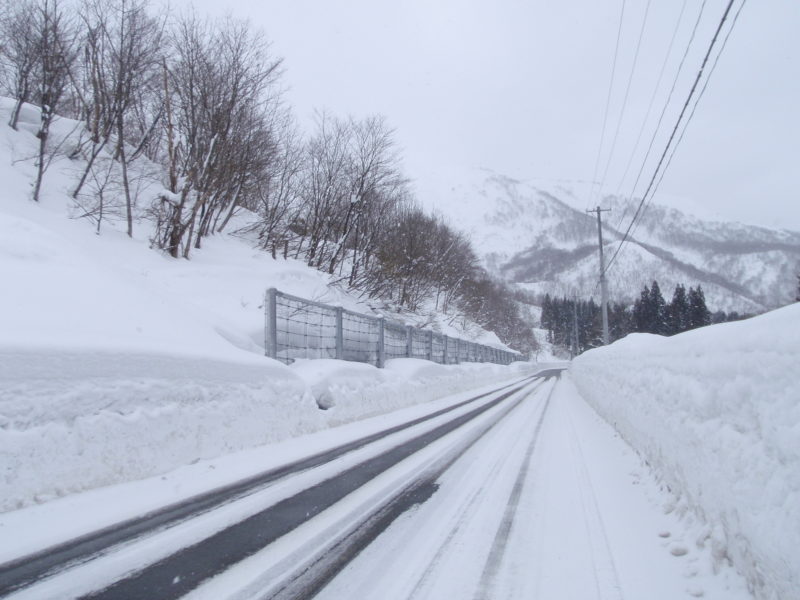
[2,368,752,600]
[315,372,752,600]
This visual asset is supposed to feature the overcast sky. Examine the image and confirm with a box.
[176,0,800,230]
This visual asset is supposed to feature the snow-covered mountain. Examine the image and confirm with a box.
[416,168,800,313]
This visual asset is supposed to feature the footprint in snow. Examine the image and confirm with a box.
[670,544,690,557]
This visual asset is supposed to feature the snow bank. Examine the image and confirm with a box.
[292,358,535,419]
[0,347,538,513]
[0,347,323,512]
[571,304,800,600]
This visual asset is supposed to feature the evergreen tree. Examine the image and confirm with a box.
[541,294,553,341]
[540,294,604,355]
[578,298,601,350]
[633,284,651,332]
[608,302,633,341]
[687,286,711,329]
[668,284,690,335]
[649,281,669,335]
[711,310,727,325]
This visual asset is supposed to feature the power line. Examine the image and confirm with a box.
[626,0,748,246]
[586,0,627,212]
[604,0,742,276]
[596,0,653,204]
[613,0,709,232]
[613,0,688,211]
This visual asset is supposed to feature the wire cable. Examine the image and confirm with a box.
[596,0,653,204]
[612,0,708,232]
[613,0,688,222]
[625,0,748,247]
[604,0,740,275]
[586,0,627,211]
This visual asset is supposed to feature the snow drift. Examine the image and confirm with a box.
[0,346,532,513]
[571,303,800,600]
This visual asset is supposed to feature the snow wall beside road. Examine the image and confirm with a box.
[0,349,535,513]
[571,303,800,600]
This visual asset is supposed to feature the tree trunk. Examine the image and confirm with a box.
[8,96,26,130]
[72,134,110,199]
[32,118,50,202]
[117,118,133,237]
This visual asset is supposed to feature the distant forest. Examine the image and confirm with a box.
[540,281,753,356]
[0,0,537,353]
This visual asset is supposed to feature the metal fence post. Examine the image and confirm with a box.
[426,330,433,361]
[443,335,448,365]
[335,306,344,360]
[454,338,459,364]
[377,317,385,368]
[406,325,413,358]
[265,288,278,359]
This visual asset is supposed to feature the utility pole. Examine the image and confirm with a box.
[587,206,611,345]
[571,292,579,359]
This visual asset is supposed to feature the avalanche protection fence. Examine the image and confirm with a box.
[264,288,522,368]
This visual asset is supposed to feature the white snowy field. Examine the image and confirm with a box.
[571,303,800,600]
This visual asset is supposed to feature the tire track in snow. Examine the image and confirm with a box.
[563,390,625,600]
[406,379,553,599]
[260,378,550,600]
[473,374,558,600]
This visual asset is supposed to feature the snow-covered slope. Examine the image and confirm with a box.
[570,304,800,600]
[416,167,800,313]
[0,99,534,511]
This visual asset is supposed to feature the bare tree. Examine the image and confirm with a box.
[1,0,40,130]
[71,153,119,233]
[71,0,164,236]
[333,115,406,280]
[280,112,408,281]
[429,222,479,312]
[365,203,439,310]
[255,111,305,258]
[31,0,76,202]
[293,111,350,266]
[153,13,283,258]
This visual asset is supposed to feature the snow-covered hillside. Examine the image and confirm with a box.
[571,303,800,600]
[0,99,535,510]
[416,166,800,313]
